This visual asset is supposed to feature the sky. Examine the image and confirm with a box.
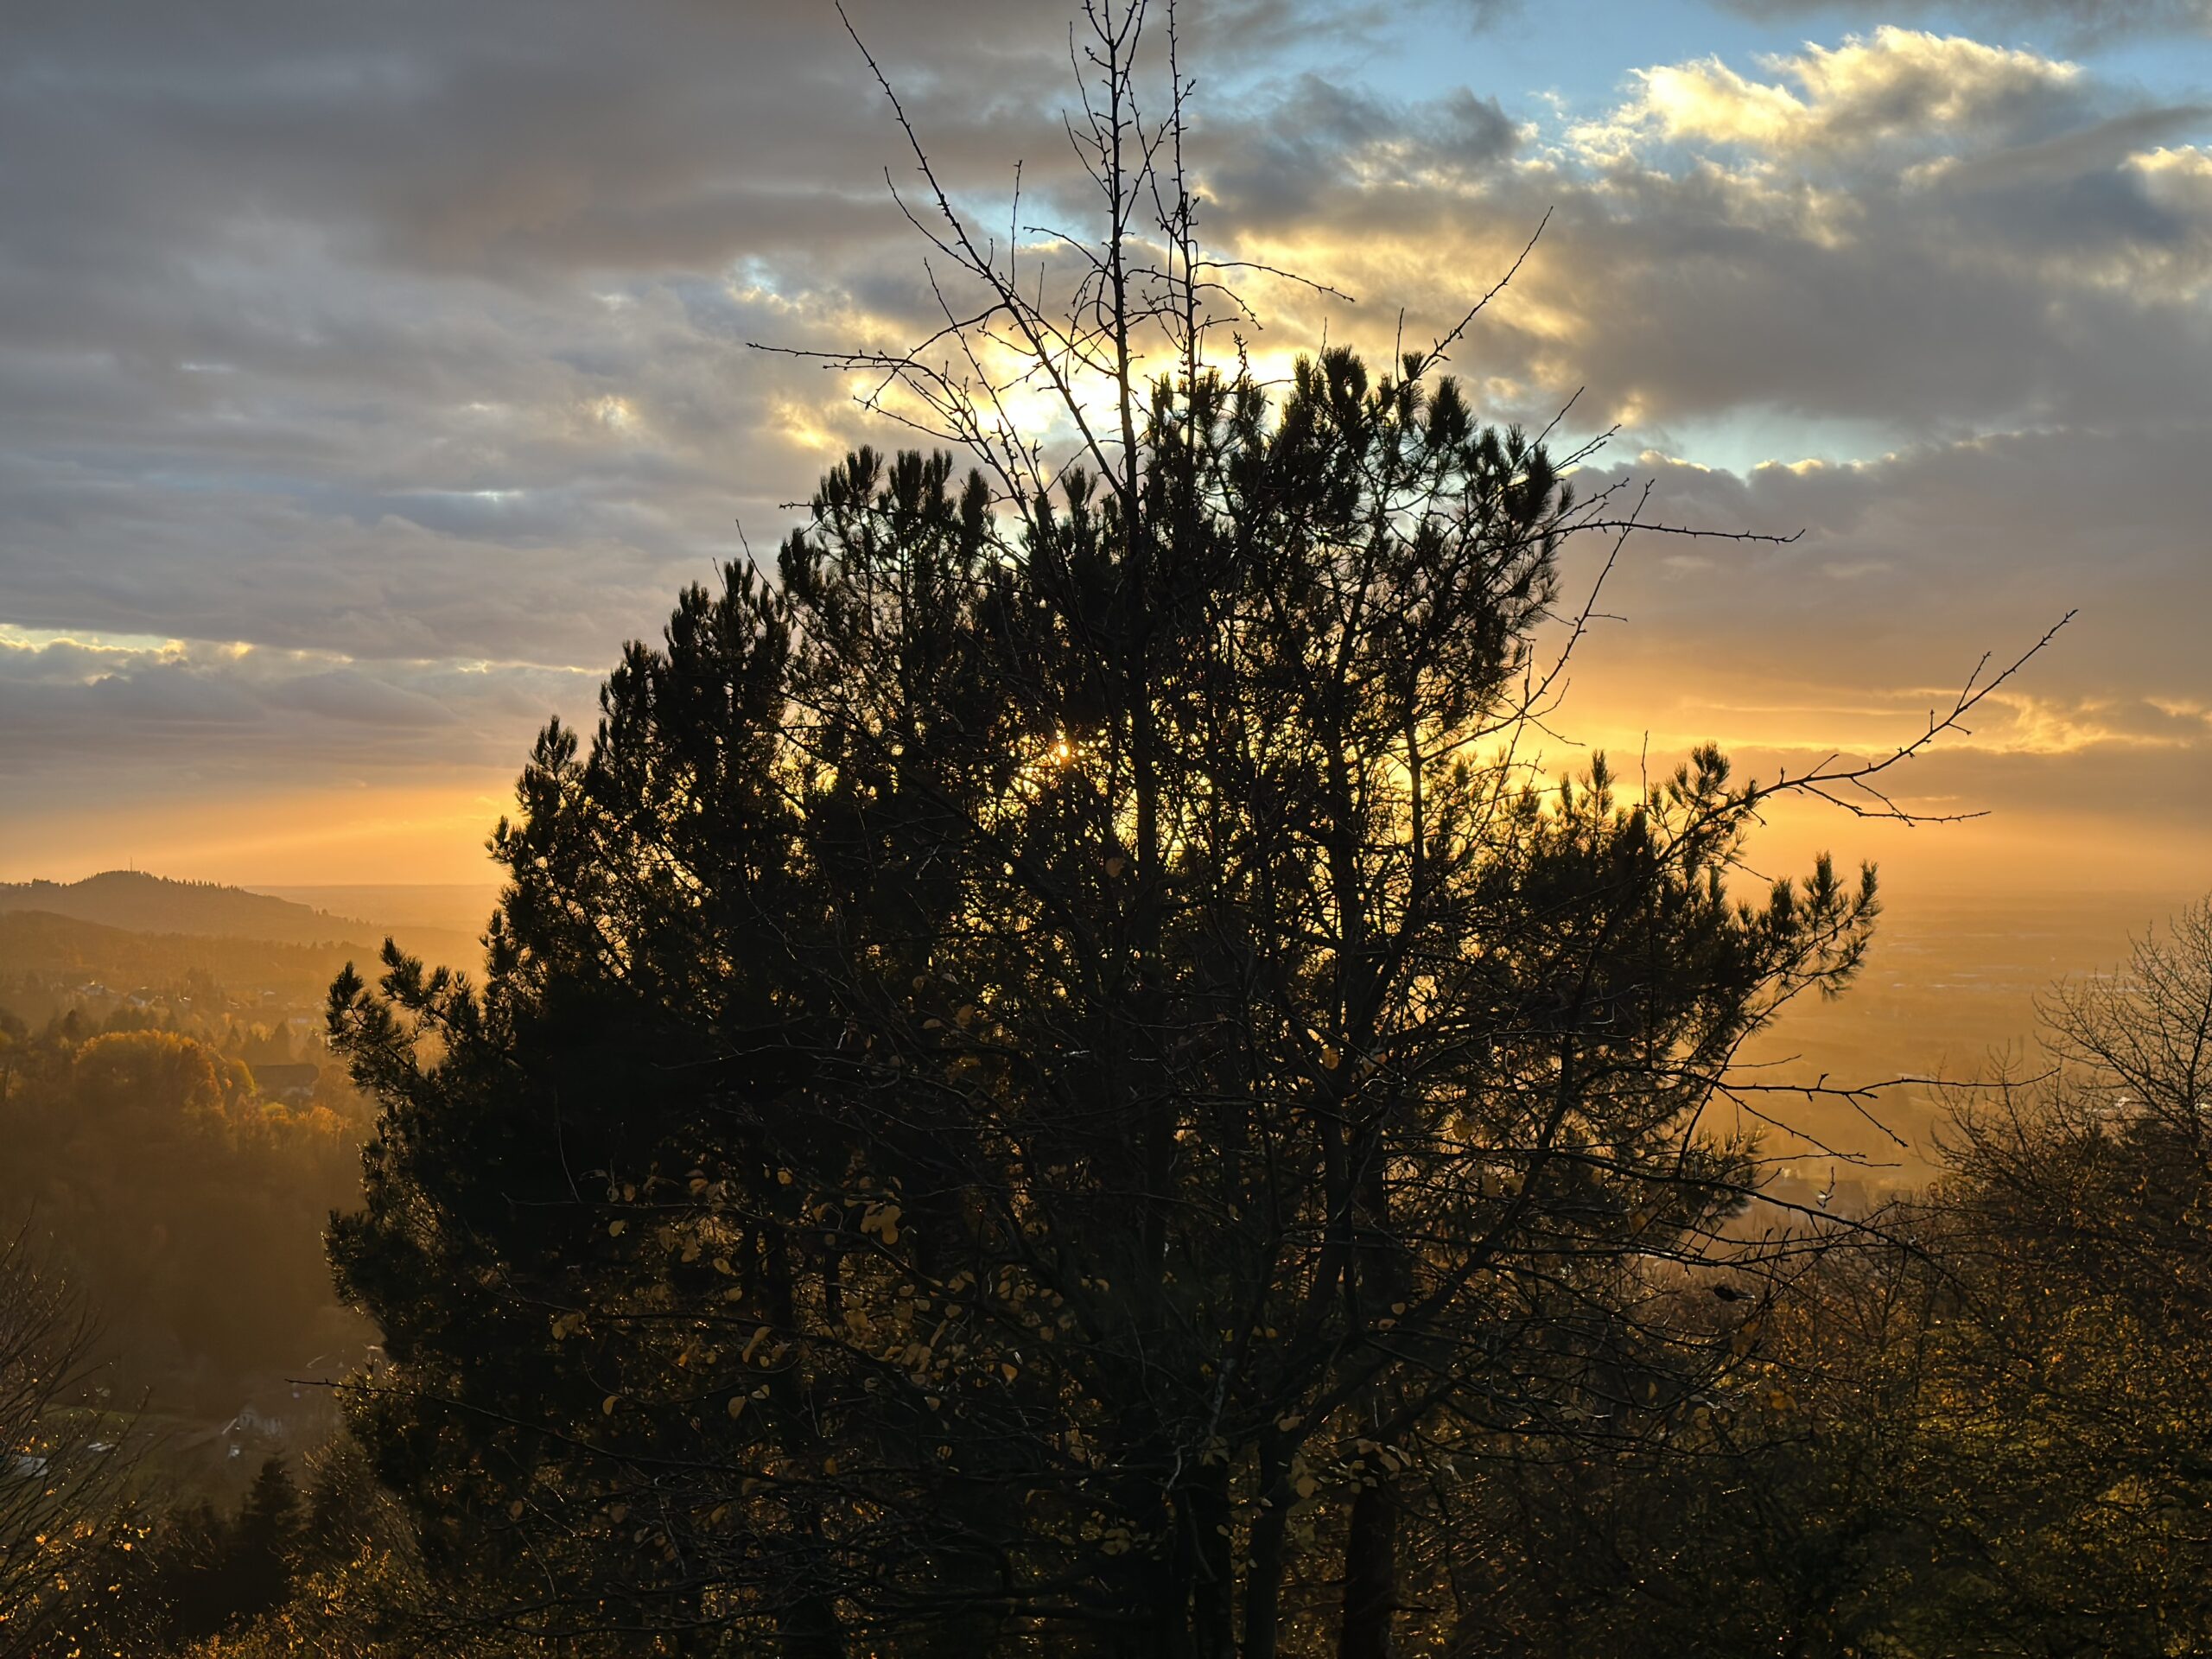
[2,0,2209,903]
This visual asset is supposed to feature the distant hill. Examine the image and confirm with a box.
[0,872,370,947]
[0,875,484,982]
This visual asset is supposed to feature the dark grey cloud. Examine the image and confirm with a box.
[1564,422,2212,699]
[1495,421,2208,889]
[0,632,588,786]
[1201,76,1520,225]
[1938,104,2212,190]
[0,0,1396,821]
[1718,0,2212,46]
[1437,0,1525,26]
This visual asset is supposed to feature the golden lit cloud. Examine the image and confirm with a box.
[1577,29,2084,161]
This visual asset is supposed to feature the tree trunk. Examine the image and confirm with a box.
[1338,1478,1399,1659]
[779,1590,847,1659]
[1241,1437,1293,1659]
[1189,1464,1238,1659]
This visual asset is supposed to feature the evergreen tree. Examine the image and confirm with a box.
[322,7,2035,1654]
[327,324,1872,1656]
[149,1498,237,1646]
[226,1459,304,1624]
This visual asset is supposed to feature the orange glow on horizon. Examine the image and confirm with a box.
[6,747,2205,905]
[2,778,513,888]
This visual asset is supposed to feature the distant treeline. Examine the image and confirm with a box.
[0,911,361,1009]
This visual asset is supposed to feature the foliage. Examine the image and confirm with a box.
[0,1029,368,1398]
[49,1444,453,1659]
[0,1234,131,1659]
[1900,902,2212,1653]
[334,408,1878,1656]
[1378,903,2212,1657]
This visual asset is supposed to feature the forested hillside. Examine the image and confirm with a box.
[0,912,357,1013]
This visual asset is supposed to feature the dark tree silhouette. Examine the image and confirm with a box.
[325,4,2055,1655]
[1404,900,2212,1658]
[1905,901,2212,1653]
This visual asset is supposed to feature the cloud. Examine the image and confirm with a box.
[1531,420,2212,810]
[1,2,2207,893]
[1717,0,2212,47]
[1429,0,1525,27]
[0,629,594,795]
[1201,77,1522,226]
[1578,29,2088,160]
[1196,28,2212,446]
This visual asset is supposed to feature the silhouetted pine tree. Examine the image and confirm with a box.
[317,7,2050,1656]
